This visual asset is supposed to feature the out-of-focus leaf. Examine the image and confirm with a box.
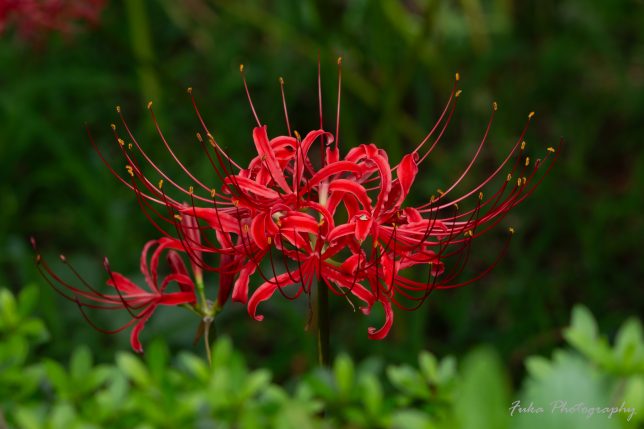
[621,375,644,425]
[613,318,644,374]
[514,351,619,429]
[564,305,612,366]
[334,353,355,397]
[456,347,510,429]
[116,353,152,387]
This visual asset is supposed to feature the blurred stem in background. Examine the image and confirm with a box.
[316,277,330,367]
[125,0,161,106]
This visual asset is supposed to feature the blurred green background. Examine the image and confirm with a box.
[1,0,642,387]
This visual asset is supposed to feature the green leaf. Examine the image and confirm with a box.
[116,352,152,387]
[0,288,18,328]
[178,352,209,382]
[241,369,272,399]
[145,339,169,382]
[621,375,644,424]
[524,356,552,380]
[212,337,233,369]
[70,346,93,382]
[50,403,78,429]
[436,356,457,385]
[514,351,619,429]
[360,373,383,417]
[613,317,644,373]
[418,351,439,384]
[391,409,435,429]
[387,365,430,400]
[17,284,39,318]
[333,353,355,396]
[14,405,45,429]
[456,347,510,429]
[564,305,612,366]
[17,318,49,342]
[43,359,70,399]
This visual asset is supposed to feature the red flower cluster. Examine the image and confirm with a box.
[35,61,559,352]
[0,0,105,43]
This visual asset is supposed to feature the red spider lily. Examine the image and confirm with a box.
[0,0,105,43]
[90,60,560,341]
[32,237,196,353]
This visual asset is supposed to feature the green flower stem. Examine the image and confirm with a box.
[317,278,330,367]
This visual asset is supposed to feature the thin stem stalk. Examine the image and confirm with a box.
[316,280,330,367]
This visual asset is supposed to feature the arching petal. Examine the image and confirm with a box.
[367,297,393,340]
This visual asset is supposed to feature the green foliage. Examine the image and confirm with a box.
[1,288,642,428]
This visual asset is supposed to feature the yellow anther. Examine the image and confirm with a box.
[210,188,216,198]
[128,143,133,150]
[479,192,484,200]
[125,165,134,177]
[267,237,272,245]
[243,224,249,233]
[547,147,555,153]
[116,106,121,113]
[239,64,244,72]
[521,141,526,150]
[493,101,498,111]
[437,188,444,196]
[337,57,342,65]
[453,203,459,210]
[208,134,216,148]
[430,195,436,203]
[528,111,535,119]
[525,157,530,167]
[276,219,282,227]
[508,227,515,235]
[110,123,116,131]
[455,72,460,81]
[522,177,527,185]
[117,138,125,146]
[279,76,284,84]
[232,199,239,207]
[464,230,473,237]
[455,89,463,98]
[373,240,380,249]
[188,186,194,194]
[196,132,203,142]
[147,101,153,109]
[294,130,301,140]
[517,178,521,187]
[506,173,512,182]
[187,87,192,94]
[174,214,182,222]
[158,179,164,189]
[318,219,325,226]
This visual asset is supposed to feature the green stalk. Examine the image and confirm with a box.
[317,279,330,367]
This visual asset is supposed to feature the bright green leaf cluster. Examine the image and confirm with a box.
[1,288,642,429]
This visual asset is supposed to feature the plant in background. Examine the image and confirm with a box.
[33,59,559,365]
[1,285,641,428]
[0,0,106,44]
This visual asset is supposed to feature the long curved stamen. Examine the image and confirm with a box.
[335,57,342,150]
[240,64,261,127]
[279,77,292,137]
